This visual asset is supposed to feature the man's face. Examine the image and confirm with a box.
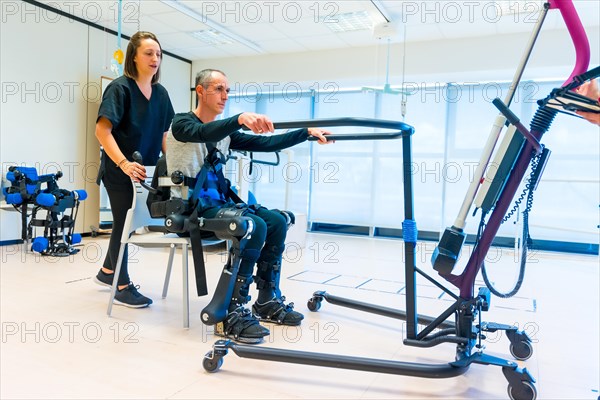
[200,72,230,115]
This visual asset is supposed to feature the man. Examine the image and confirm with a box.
[166,69,332,343]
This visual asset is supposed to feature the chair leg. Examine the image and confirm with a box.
[107,243,126,316]
[182,243,190,329]
[162,244,176,299]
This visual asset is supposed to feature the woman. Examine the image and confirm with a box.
[94,31,174,308]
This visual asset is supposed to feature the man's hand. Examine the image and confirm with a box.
[308,128,334,144]
[239,112,274,134]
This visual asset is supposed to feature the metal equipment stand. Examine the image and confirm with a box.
[202,117,536,399]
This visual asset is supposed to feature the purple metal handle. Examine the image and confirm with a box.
[548,0,590,86]
[443,0,590,299]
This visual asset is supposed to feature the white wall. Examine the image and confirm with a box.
[0,4,191,242]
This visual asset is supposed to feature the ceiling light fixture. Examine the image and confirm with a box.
[323,11,374,33]
[160,0,263,53]
[190,29,234,46]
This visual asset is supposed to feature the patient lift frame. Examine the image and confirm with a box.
[202,2,591,399]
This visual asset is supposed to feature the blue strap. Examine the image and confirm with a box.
[402,219,418,243]
[198,172,225,202]
[191,167,208,203]
[191,143,229,205]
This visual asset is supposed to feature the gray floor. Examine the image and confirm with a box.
[1,233,598,399]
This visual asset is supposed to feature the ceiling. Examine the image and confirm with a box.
[35,0,600,62]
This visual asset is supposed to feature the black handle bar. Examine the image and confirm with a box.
[270,117,413,131]
[564,65,600,90]
[492,98,520,126]
[492,98,542,154]
[131,151,159,194]
[250,151,281,166]
[242,117,414,141]
[307,132,404,141]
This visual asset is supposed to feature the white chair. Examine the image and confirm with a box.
[106,174,195,328]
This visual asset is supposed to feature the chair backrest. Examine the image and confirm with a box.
[133,159,226,246]
[147,156,171,218]
[120,169,165,244]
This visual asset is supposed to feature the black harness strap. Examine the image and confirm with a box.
[189,206,208,296]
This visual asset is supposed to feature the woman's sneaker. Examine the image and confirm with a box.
[93,269,114,288]
[114,282,153,308]
[252,296,304,326]
[214,306,270,344]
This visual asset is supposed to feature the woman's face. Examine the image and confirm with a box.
[134,38,161,78]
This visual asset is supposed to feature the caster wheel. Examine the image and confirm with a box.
[510,340,533,361]
[202,351,223,373]
[507,381,537,400]
[307,297,322,312]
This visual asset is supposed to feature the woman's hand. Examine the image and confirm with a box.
[121,160,147,182]
[308,128,334,144]
[575,80,600,126]
[239,112,274,134]
[576,79,599,100]
[576,110,600,126]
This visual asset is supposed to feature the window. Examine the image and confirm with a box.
[310,91,377,224]
[250,93,313,212]
[221,79,599,251]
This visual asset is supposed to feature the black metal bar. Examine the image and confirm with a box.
[415,266,460,300]
[274,117,414,131]
[564,65,600,90]
[20,203,28,242]
[226,342,469,378]
[404,335,467,348]
[249,152,280,166]
[241,117,414,132]
[321,293,454,329]
[402,133,418,340]
[492,98,542,154]
[307,132,405,141]
[416,301,461,341]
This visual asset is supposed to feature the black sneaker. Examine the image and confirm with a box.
[252,296,304,326]
[114,282,153,308]
[93,269,114,288]
[214,306,270,344]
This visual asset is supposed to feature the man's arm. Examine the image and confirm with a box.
[229,129,309,152]
[171,112,243,143]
